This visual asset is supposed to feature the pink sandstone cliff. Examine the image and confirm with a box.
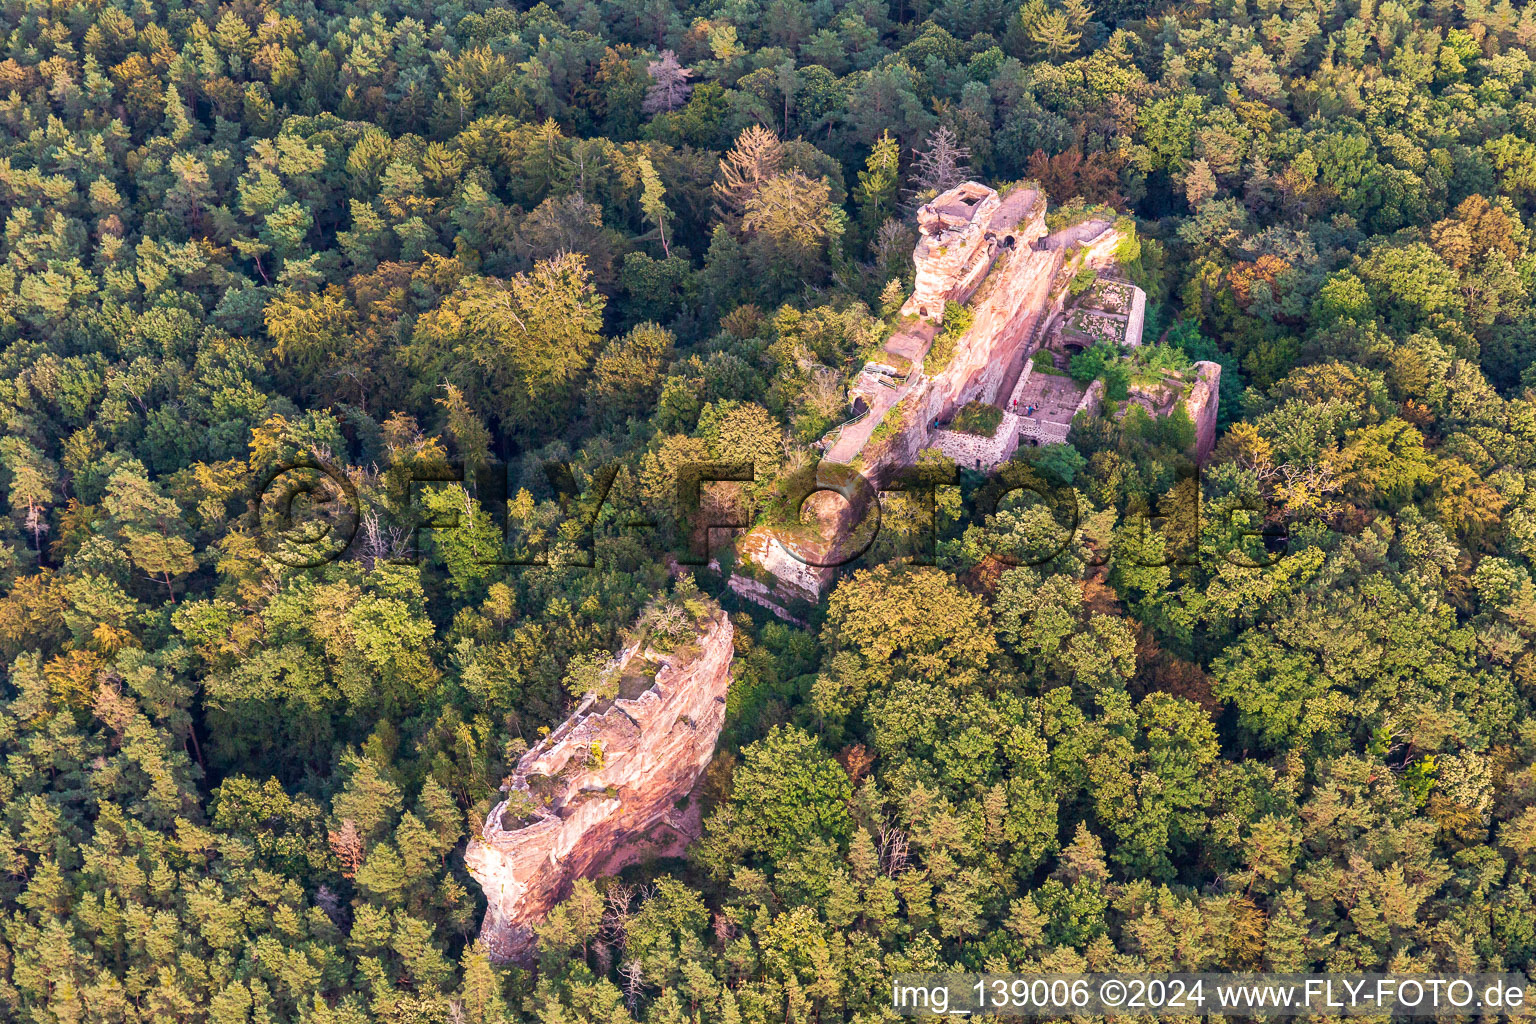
[902,181,1009,320]
[464,606,734,962]
[728,186,1090,617]
[895,185,1056,441]
[1188,360,1222,463]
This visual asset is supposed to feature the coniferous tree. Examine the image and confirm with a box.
[855,131,901,237]
[638,154,673,257]
[714,125,785,221]
[643,51,694,114]
[906,126,971,203]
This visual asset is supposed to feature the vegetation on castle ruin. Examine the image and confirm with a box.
[950,400,1005,438]
[923,299,977,374]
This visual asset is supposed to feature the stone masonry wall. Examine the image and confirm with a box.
[752,186,1196,607]
[931,418,1022,469]
[1124,286,1147,348]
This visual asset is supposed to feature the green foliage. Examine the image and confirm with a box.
[856,131,901,235]
[1045,198,1119,232]
[1069,342,1131,400]
[1019,442,1087,484]
[924,300,974,374]
[866,397,912,449]
[1069,264,1097,296]
[700,725,852,866]
[637,154,672,256]
[950,400,1003,438]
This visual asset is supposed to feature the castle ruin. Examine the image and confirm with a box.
[727,181,1220,618]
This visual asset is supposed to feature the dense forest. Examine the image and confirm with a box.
[4,0,1536,1018]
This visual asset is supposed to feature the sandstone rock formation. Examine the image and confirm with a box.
[728,184,1063,615]
[896,185,1054,431]
[904,181,1009,321]
[1187,360,1222,463]
[464,603,734,962]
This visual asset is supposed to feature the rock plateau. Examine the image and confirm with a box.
[464,603,734,962]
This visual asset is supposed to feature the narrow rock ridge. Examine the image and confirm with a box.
[464,605,734,962]
[1187,360,1223,463]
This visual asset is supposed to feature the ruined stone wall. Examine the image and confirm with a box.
[1011,353,1036,402]
[1120,364,1221,464]
[1017,416,1067,445]
[1079,379,1105,419]
[748,187,1168,607]
[1017,379,1103,445]
[1124,286,1147,348]
[464,609,734,962]
[932,417,1022,470]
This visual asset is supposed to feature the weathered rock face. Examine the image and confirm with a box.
[463,608,734,962]
[1070,222,1126,269]
[732,526,833,607]
[879,185,1057,476]
[1187,361,1222,464]
[922,238,1057,421]
[730,185,1059,605]
[904,182,1005,320]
